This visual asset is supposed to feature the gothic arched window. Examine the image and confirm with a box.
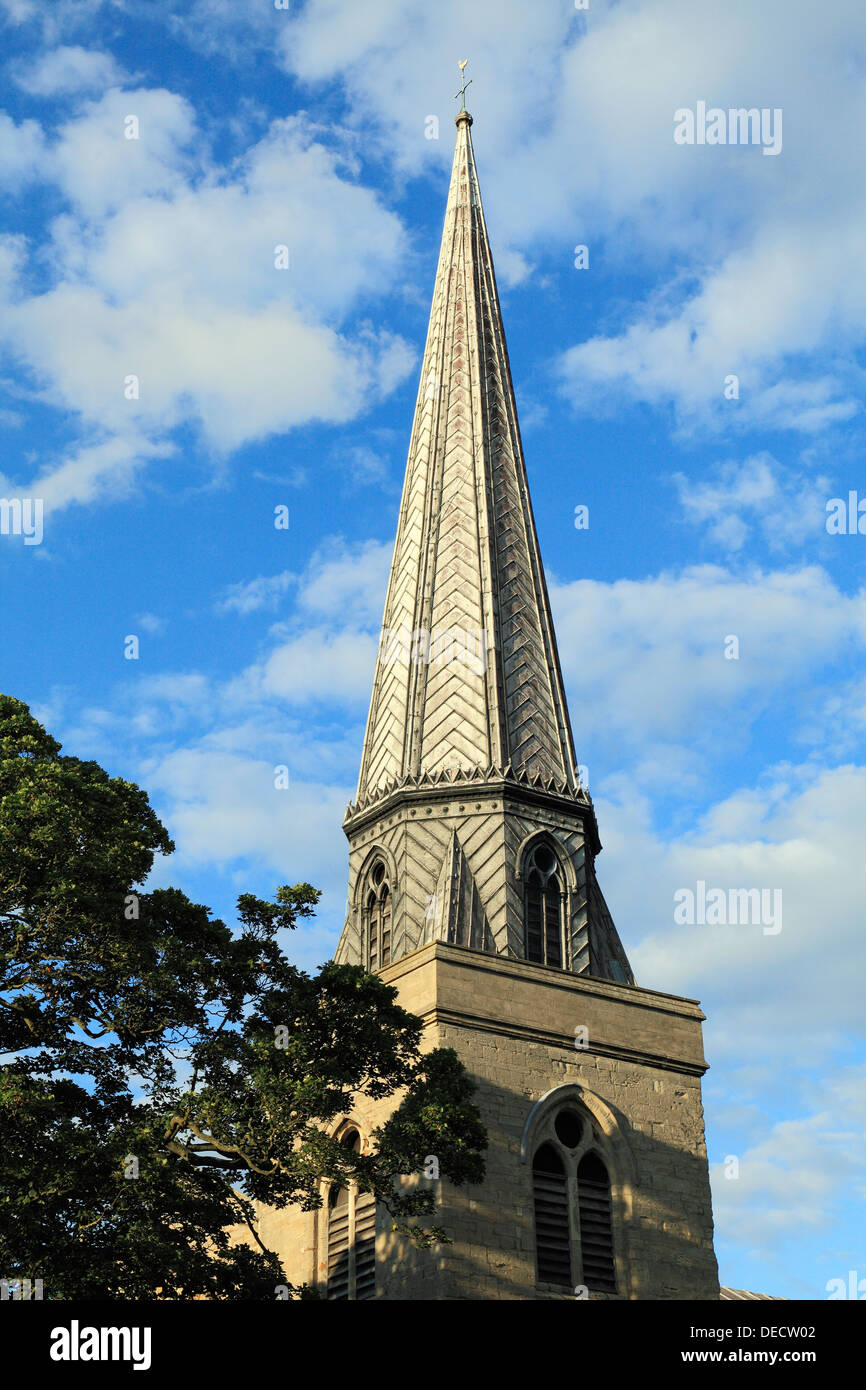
[523,840,564,968]
[530,1104,617,1294]
[365,860,392,971]
[326,1129,377,1301]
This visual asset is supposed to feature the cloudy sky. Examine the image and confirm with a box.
[1,0,864,1300]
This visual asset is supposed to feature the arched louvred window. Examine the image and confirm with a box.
[366,861,392,971]
[523,841,564,967]
[577,1151,616,1293]
[326,1180,351,1301]
[532,1143,571,1286]
[529,1103,620,1296]
[327,1129,377,1301]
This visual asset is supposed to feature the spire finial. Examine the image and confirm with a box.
[454,58,472,116]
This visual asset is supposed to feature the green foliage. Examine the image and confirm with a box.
[0,696,487,1299]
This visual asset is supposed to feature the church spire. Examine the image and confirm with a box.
[339,87,632,987]
[355,99,580,806]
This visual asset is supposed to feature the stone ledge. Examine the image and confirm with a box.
[427,1008,708,1077]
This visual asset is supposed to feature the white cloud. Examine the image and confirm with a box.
[335,444,391,489]
[672,452,832,552]
[140,746,351,889]
[597,761,866,1052]
[0,113,47,189]
[7,1,862,503]
[551,563,866,761]
[136,612,166,635]
[228,627,377,708]
[162,0,284,60]
[559,223,865,432]
[55,538,391,764]
[0,100,415,501]
[136,674,210,706]
[710,1066,866,1277]
[295,537,392,626]
[217,570,295,616]
[0,0,37,21]
[280,0,573,184]
[49,86,197,219]
[277,0,866,430]
[0,0,112,42]
[15,45,126,96]
[29,434,175,511]
[137,742,355,973]
[549,0,866,429]
[494,247,533,289]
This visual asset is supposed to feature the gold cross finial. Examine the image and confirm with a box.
[454,59,472,112]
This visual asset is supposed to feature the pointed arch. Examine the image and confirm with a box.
[520,1083,636,1182]
[521,1082,634,1297]
[352,843,399,909]
[514,829,577,891]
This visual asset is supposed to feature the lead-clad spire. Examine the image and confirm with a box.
[355,108,580,806]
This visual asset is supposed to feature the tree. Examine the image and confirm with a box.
[0,696,486,1299]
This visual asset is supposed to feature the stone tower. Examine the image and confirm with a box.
[253,105,720,1301]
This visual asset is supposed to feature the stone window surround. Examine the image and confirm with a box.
[318,1119,376,1301]
[522,1082,634,1299]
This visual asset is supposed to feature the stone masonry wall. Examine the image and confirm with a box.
[234,943,719,1301]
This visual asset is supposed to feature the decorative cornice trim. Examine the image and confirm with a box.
[345,763,592,823]
[420,1006,709,1078]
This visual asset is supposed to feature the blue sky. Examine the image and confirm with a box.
[1,0,865,1300]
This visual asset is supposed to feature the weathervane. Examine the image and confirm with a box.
[454,58,472,112]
